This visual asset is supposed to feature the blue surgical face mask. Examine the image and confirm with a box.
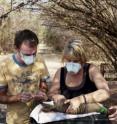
[65,62,81,74]
[20,52,36,65]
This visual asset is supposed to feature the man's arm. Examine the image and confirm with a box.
[0,86,33,104]
[0,90,20,104]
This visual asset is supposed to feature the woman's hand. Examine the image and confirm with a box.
[108,106,117,122]
[52,94,66,106]
[64,96,84,114]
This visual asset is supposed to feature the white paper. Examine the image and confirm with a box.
[30,103,100,124]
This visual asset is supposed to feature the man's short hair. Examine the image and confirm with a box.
[14,29,39,48]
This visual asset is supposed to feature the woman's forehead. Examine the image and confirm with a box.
[64,55,80,61]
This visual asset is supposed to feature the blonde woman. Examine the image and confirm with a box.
[49,39,110,114]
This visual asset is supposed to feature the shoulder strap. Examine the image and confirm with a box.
[83,63,90,72]
[60,67,67,93]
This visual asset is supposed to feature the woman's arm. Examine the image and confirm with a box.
[83,89,110,103]
[48,68,66,105]
[84,64,110,103]
[48,69,61,99]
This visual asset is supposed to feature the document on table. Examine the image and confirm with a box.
[30,101,100,124]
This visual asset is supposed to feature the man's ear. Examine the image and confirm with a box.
[14,45,18,50]
[14,44,21,50]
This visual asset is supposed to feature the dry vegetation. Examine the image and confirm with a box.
[40,0,117,71]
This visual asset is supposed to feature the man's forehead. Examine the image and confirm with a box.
[20,49,36,53]
[20,43,37,54]
[21,40,37,47]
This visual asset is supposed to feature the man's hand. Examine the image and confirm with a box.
[39,82,48,93]
[18,93,33,103]
[32,91,48,101]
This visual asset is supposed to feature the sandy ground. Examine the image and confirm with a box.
[42,54,62,78]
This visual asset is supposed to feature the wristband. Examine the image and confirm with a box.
[82,95,88,113]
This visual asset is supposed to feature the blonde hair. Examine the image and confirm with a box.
[62,39,87,63]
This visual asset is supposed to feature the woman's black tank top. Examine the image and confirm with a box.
[60,63,97,99]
